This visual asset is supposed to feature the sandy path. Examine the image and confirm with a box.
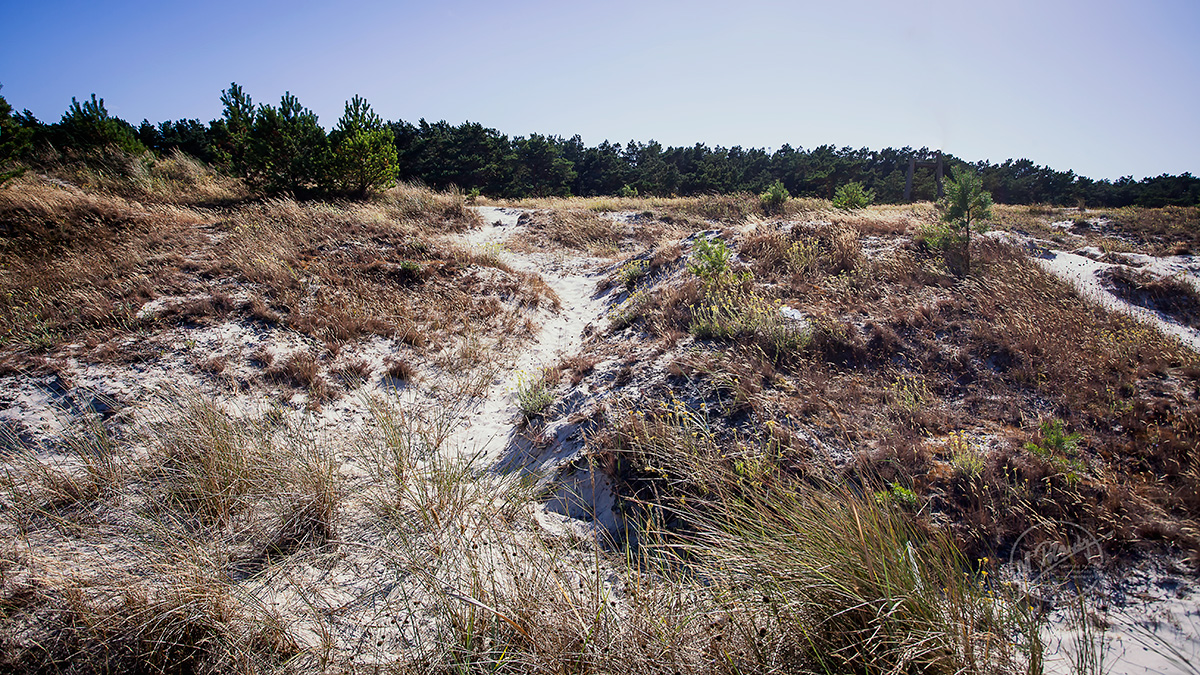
[446,207,610,462]
[986,231,1200,352]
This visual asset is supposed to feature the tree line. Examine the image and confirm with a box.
[2,83,1197,207]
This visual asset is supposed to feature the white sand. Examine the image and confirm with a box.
[986,231,1200,352]
[448,207,611,462]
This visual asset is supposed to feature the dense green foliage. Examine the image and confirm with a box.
[832,181,875,210]
[760,180,790,213]
[4,84,1198,206]
[0,89,33,186]
[328,95,398,197]
[244,92,329,195]
[54,94,145,155]
[136,118,217,163]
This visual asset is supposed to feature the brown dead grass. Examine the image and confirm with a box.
[37,148,249,205]
[595,213,1200,564]
[0,179,551,359]
[1099,266,1200,328]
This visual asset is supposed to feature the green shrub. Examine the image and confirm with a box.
[832,181,875,210]
[1024,419,1087,483]
[687,236,733,282]
[245,91,329,196]
[516,369,555,418]
[874,482,919,509]
[617,184,638,198]
[54,94,145,155]
[759,180,790,214]
[328,95,398,198]
[0,88,32,186]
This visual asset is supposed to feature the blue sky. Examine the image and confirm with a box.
[2,0,1197,180]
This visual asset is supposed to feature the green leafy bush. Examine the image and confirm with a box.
[759,179,790,214]
[832,181,875,210]
[874,482,919,509]
[687,236,733,282]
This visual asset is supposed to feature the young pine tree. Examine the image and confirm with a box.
[328,95,398,198]
[54,94,145,155]
[939,165,993,275]
[245,91,329,195]
[0,87,34,186]
[212,82,255,175]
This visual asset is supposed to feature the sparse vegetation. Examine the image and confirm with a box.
[1,153,1198,674]
[515,368,555,418]
[939,165,994,275]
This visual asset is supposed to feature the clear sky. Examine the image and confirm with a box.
[2,0,1197,180]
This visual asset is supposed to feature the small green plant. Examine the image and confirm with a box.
[609,288,650,329]
[1025,419,1087,482]
[784,238,821,277]
[516,369,554,418]
[617,184,639,198]
[466,187,481,203]
[874,481,919,509]
[759,180,790,214]
[689,286,809,357]
[833,181,875,210]
[938,166,994,275]
[914,221,959,250]
[891,374,930,417]
[616,259,649,289]
[1026,418,1082,454]
[947,431,985,479]
[687,236,733,282]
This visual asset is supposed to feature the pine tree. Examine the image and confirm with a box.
[0,87,34,186]
[55,94,145,155]
[245,91,328,195]
[939,165,993,275]
[215,82,254,176]
[328,95,397,198]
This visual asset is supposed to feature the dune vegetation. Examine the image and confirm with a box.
[0,88,1198,674]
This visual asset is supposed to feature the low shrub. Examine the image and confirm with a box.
[759,180,790,214]
[832,181,875,210]
[516,368,555,418]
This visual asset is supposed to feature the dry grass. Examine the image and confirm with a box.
[383,355,417,382]
[36,147,247,205]
[594,210,1200,565]
[0,177,550,358]
[992,203,1200,256]
[0,391,337,673]
[1,384,1027,674]
[1099,266,1200,328]
[498,209,630,256]
[3,182,1198,672]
